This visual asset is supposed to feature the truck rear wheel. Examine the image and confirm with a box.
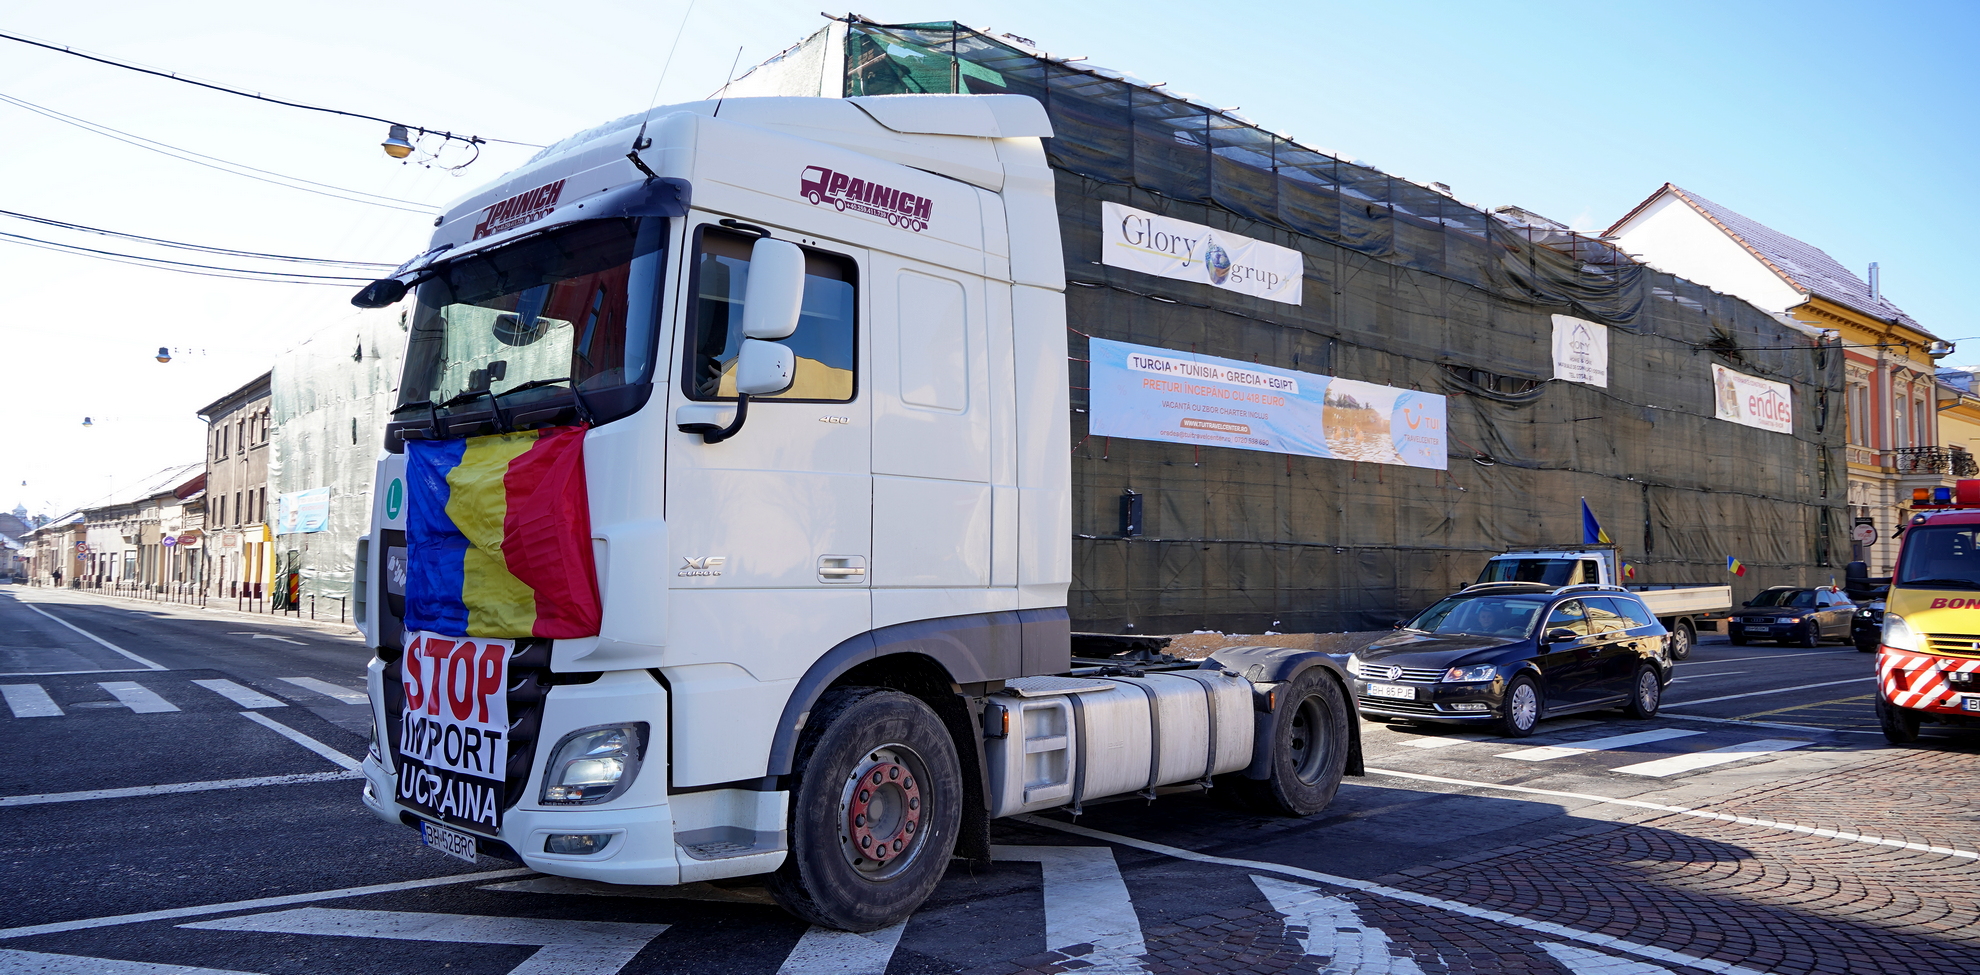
[1876,695,1923,745]
[1667,622,1693,660]
[767,688,962,932]
[1229,668,1350,816]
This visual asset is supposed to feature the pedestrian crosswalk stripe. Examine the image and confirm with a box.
[1611,739,1810,778]
[1495,728,1700,762]
[1253,875,1431,973]
[0,947,259,975]
[192,679,289,709]
[277,677,368,704]
[97,681,178,714]
[777,922,907,975]
[1,684,62,718]
[1540,941,1678,974]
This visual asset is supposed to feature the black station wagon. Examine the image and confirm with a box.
[1347,583,1676,737]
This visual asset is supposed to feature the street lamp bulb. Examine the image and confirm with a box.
[81,417,92,427]
[156,347,172,363]
[382,124,415,159]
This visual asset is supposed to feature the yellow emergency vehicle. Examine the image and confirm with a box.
[1876,482,1980,743]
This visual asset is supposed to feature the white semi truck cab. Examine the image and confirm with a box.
[350,93,1359,930]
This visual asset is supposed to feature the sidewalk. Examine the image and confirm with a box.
[7,583,362,637]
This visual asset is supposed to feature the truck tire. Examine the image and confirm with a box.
[1229,669,1350,816]
[1667,622,1693,661]
[1622,664,1661,719]
[766,687,962,932]
[1499,675,1542,737]
[1876,695,1922,745]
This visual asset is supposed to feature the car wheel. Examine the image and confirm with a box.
[1729,633,1748,646]
[1876,695,1922,745]
[1498,676,1541,738]
[1856,640,1876,654]
[1622,664,1661,719]
[1667,623,1693,661]
[1227,668,1350,816]
[766,688,962,932]
[1798,622,1820,648]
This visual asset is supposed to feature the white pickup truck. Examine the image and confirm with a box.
[1476,547,1730,659]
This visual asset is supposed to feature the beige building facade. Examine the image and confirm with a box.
[199,372,274,603]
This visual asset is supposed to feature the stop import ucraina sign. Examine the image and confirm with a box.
[397,631,512,833]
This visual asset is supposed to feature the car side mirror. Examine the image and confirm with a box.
[1392,619,1404,630]
[741,238,806,341]
[1544,627,1577,643]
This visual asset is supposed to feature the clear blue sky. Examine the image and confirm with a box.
[3,0,1974,515]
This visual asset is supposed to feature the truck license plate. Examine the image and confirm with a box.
[1963,696,1980,713]
[420,820,479,863]
[1367,683,1415,701]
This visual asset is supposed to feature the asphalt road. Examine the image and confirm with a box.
[2,586,1975,975]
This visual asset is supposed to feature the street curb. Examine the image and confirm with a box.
[6,585,361,637]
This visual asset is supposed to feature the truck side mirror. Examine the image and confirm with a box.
[742,238,806,341]
[734,339,796,396]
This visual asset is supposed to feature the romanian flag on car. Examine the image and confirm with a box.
[1727,555,1748,577]
[403,426,601,639]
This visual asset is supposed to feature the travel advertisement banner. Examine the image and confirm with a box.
[1099,202,1304,306]
[274,487,331,535]
[1711,363,1793,434]
[1088,338,1447,469]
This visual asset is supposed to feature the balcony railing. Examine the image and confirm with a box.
[1894,446,1980,478]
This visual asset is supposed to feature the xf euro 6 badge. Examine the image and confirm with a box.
[398,632,512,834]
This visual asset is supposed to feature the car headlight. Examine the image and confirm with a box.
[1346,654,1363,677]
[1443,663,1498,683]
[541,723,647,805]
[1857,610,1873,619]
[1781,616,1804,624]
[1881,614,1921,653]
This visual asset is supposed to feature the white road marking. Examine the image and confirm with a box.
[1252,875,1429,974]
[483,876,778,906]
[994,845,1147,973]
[1668,670,1745,682]
[1540,941,1678,974]
[227,632,308,646]
[1496,729,1701,761]
[276,676,367,704]
[1396,733,1495,749]
[0,948,262,974]
[21,604,166,670]
[237,711,361,770]
[97,681,179,714]
[0,771,360,807]
[1611,739,1811,778]
[0,684,62,718]
[776,922,908,975]
[1361,767,1980,860]
[192,679,288,709]
[1664,677,1872,707]
[1017,816,1775,975]
[1695,650,1856,663]
[0,868,531,940]
[181,908,666,975]
[1652,711,1877,735]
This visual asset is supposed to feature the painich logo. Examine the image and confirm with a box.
[799,166,931,232]
[472,178,566,240]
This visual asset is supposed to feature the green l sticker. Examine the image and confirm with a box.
[385,478,404,520]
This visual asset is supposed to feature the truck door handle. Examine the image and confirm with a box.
[818,555,866,582]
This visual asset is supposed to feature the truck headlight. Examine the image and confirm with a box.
[541,723,647,805]
[1443,664,1498,683]
[1881,614,1921,653]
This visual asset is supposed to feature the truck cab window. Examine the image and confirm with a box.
[685,228,856,402]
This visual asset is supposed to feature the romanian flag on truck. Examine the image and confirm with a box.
[403,426,601,638]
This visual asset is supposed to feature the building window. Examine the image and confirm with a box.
[1846,378,1870,447]
[1915,394,1930,446]
[1894,385,1909,447]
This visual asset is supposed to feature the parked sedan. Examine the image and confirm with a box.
[1347,583,1674,737]
[1726,587,1854,647]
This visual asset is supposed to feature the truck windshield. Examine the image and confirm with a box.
[1475,559,1596,587]
[399,217,667,416]
[1406,595,1549,638]
[1895,525,1980,590]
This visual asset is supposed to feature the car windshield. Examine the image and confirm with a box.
[1406,595,1549,638]
[1894,525,1980,590]
[1748,588,1814,608]
[399,217,667,415]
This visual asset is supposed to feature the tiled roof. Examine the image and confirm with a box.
[1638,184,1925,333]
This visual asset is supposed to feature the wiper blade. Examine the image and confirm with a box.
[1897,578,1980,590]
[492,376,572,398]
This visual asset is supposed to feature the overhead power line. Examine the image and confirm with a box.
[0,208,397,269]
[0,91,438,214]
[0,230,378,286]
[0,28,544,149]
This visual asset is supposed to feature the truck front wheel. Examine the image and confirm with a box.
[1229,668,1350,816]
[1876,695,1923,745]
[767,688,963,932]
